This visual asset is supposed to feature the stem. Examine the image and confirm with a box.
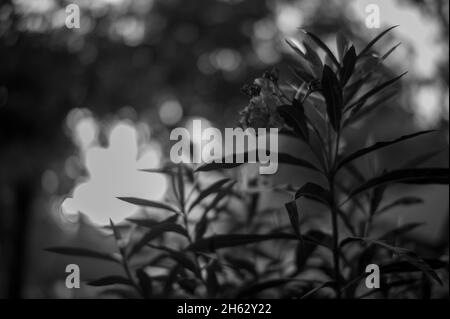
[296,87,330,173]
[325,114,333,169]
[110,219,143,297]
[179,184,209,294]
[122,257,143,297]
[333,130,341,164]
[329,177,342,299]
[363,215,373,238]
[329,128,342,298]
[274,81,293,104]
[305,117,329,172]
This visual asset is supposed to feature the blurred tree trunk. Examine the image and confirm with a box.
[7,178,34,299]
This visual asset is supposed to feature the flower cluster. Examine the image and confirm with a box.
[239,71,285,130]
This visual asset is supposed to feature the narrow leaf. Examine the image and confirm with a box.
[45,247,120,263]
[321,65,343,131]
[343,76,368,105]
[127,215,178,228]
[205,261,220,297]
[188,178,231,212]
[109,219,122,242]
[336,32,350,62]
[349,168,449,198]
[195,182,235,240]
[291,66,315,83]
[340,46,357,85]
[369,183,387,216]
[358,25,399,58]
[136,268,152,298]
[195,162,242,172]
[300,281,334,299]
[195,152,319,172]
[128,218,188,258]
[336,130,435,171]
[176,165,185,209]
[339,237,443,285]
[139,167,174,175]
[277,101,309,141]
[303,42,323,76]
[302,30,340,67]
[374,241,443,285]
[295,182,331,205]
[344,90,397,126]
[295,240,318,273]
[148,245,200,277]
[285,39,317,78]
[188,233,298,252]
[285,200,301,238]
[378,222,424,241]
[109,219,126,257]
[377,196,424,215]
[88,276,132,287]
[381,42,401,61]
[117,197,181,214]
[345,72,406,113]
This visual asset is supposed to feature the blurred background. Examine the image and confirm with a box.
[0,0,448,298]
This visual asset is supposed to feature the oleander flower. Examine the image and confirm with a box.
[239,73,285,130]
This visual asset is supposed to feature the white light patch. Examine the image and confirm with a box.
[413,85,441,128]
[276,4,303,35]
[62,120,167,226]
[74,116,98,150]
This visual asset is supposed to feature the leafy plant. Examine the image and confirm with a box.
[47,27,449,299]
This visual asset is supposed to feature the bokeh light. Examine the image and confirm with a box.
[61,116,167,225]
